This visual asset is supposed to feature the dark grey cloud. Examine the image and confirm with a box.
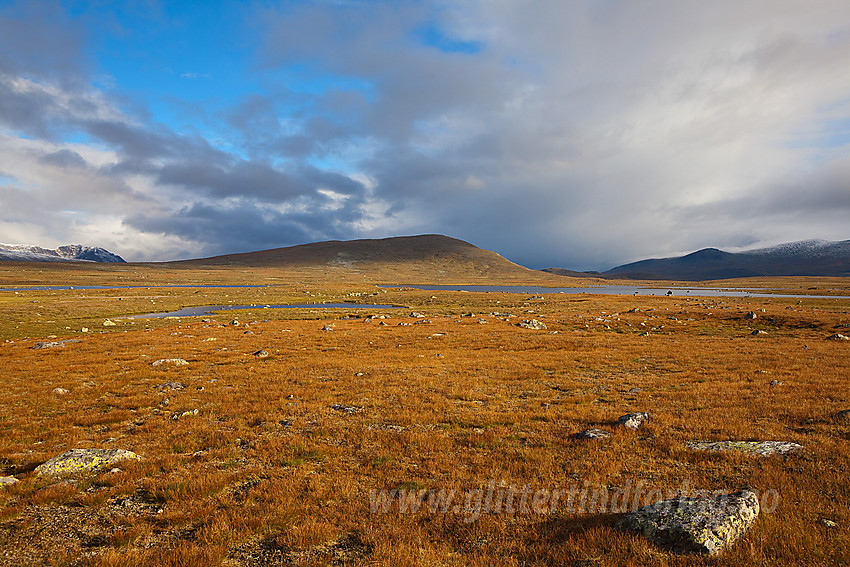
[124,196,361,259]
[0,1,89,83]
[38,149,89,169]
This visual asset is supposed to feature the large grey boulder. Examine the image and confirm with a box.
[618,412,649,430]
[35,448,140,477]
[617,489,760,555]
[687,440,802,456]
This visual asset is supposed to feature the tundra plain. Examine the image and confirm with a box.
[0,258,849,566]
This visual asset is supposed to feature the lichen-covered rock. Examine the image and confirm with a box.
[687,440,802,456]
[35,448,140,477]
[517,319,547,330]
[618,412,649,430]
[0,476,18,487]
[31,339,81,350]
[576,428,611,440]
[151,358,188,367]
[617,489,759,555]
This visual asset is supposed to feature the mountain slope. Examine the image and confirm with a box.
[603,239,850,280]
[170,234,563,283]
[0,244,125,263]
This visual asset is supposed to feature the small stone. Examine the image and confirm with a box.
[253,350,270,358]
[330,404,363,414]
[819,518,838,528]
[321,325,334,331]
[156,382,186,390]
[81,327,89,333]
[52,387,70,395]
[639,331,650,337]
[627,387,643,393]
[229,319,240,326]
[825,333,849,341]
[109,468,122,474]
[151,358,189,367]
[769,380,783,386]
[617,489,760,555]
[103,320,117,327]
[0,476,18,487]
[618,412,649,430]
[410,312,425,318]
[743,311,757,320]
[576,428,611,440]
[751,330,767,336]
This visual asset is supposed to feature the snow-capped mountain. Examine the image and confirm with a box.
[602,239,850,280]
[0,244,126,263]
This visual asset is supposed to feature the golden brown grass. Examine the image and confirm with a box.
[0,263,849,566]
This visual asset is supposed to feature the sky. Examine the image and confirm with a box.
[1,0,850,269]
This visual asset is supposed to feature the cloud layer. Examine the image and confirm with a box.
[1,1,849,268]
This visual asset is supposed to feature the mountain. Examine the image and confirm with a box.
[602,239,850,280]
[170,234,565,282]
[0,244,126,263]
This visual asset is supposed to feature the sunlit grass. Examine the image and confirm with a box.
[0,263,848,565]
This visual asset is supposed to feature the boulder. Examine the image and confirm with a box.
[686,440,802,456]
[618,412,649,430]
[825,333,849,341]
[617,489,760,555]
[517,319,547,330]
[35,448,140,477]
[743,312,757,320]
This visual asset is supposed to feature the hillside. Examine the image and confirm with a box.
[170,234,570,284]
[598,239,850,280]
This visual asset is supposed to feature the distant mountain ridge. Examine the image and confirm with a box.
[599,239,850,280]
[0,244,125,263]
